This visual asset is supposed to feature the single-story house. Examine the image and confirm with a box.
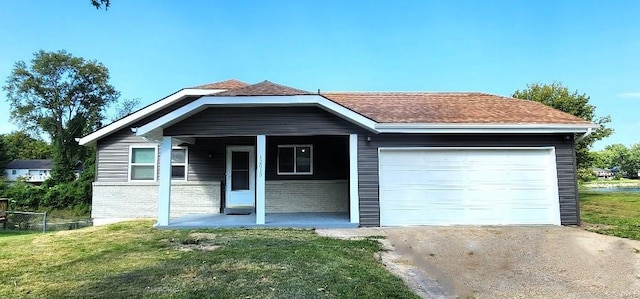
[592,167,613,179]
[79,79,598,227]
[3,159,53,184]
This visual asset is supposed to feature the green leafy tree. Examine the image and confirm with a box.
[592,144,628,169]
[1,131,52,160]
[0,138,10,173]
[4,50,119,184]
[593,143,640,179]
[91,0,111,9]
[512,82,613,169]
[627,144,640,179]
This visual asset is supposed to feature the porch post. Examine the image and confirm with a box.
[157,136,172,226]
[256,135,266,224]
[349,134,360,224]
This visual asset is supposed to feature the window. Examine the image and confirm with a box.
[171,147,188,180]
[129,146,157,181]
[277,145,312,175]
[11,170,16,175]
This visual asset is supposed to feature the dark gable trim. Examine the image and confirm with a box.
[164,106,362,137]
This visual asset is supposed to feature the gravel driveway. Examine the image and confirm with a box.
[317,226,640,298]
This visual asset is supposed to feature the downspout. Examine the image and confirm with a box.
[575,127,593,142]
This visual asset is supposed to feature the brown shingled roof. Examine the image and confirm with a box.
[192,79,249,90]
[214,80,312,96]
[322,92,591,125]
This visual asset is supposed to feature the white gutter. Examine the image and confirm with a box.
[575,127,594,142]
[375,123,599,134]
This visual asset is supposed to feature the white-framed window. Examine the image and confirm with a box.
[277,144,313,175]
[11,170,16,175]
[171,147,188,181]
[129,145,158,181]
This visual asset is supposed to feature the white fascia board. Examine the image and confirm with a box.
[78,89,223,146]
[136,95,378,137]
[375,123,600,134]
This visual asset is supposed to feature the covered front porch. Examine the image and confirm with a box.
[154,133,360,228]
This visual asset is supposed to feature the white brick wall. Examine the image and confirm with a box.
[265,180,348,213]
[92,181,221,225]
[92,180,347,225]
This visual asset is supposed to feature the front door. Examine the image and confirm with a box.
[225,146,256,210]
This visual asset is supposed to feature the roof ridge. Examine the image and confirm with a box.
[214,80,312,96]
[191,79,249,90]
[259,80,311,94]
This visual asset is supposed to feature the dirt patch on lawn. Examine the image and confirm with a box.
[174,233,221,251]
[177,244,221,252]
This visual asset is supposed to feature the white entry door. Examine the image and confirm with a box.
[225,146,256,209]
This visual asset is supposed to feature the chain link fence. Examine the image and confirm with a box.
[1,211,92,233]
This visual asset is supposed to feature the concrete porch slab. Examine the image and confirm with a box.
[163,212,357,229]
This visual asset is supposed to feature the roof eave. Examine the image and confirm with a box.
[78,88,225,146]
[375,123,600,134]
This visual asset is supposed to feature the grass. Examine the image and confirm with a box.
[581,178,640,187]
[0,220,418,298]
[580,191,640,240]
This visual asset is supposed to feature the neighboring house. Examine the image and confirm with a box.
[592,167,613,179]
[3,159,53,184]
[79,79,598,227]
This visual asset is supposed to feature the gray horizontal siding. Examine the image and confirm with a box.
[357,134,580,227]
[164,107,362,136]
[556,140,579,224]
[96,96,202,182]
[187,137,255,182]
[96,129,157,182]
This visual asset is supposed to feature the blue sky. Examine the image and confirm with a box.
[0,0,638,150]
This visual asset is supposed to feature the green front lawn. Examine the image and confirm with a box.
[580,191,640,240]
[0,221,417,298]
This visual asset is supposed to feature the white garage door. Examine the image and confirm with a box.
[379,148,560,226]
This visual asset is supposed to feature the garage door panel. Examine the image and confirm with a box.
[379,148,560,226]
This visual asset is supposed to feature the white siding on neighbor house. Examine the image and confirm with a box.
[91,181,221,225]
[265,180,348,213]
[4,169,51,183]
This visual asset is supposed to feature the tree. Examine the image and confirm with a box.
[0,138,9,174]
[592,144,628,169]
[108,98,140,123]
[512,82,613,169]
[1,131,52,160]
[592,143,640,179]
[4,50,119,183]
[626,144,640,179]
[91,0,111,10]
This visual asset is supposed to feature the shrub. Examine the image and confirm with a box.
[577,168,596,182]
[3,181,43,209]
[0,179,92,211]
